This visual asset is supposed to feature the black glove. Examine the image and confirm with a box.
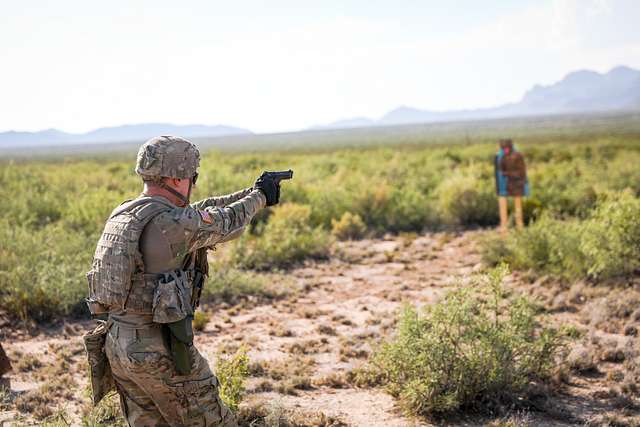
[254,172,280,206]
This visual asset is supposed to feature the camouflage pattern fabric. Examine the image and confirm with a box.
[86,197,175,315]
[91,134,267,425]
[191,188,253,210]
[138,188,256,275]
[0,342,11,377]
[83,321,115,404]
[101,188,265,426]
[152,270,193,324]
[105,323,236,427]
[153,189,266,256]
[136,135,201,180]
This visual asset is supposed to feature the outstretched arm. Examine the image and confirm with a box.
[183,189,266,251]
[190,188,254,210]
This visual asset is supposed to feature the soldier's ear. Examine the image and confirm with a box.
[166,177,180,188]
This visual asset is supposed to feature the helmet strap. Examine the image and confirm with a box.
[156,179,190,207]
[187,178,193,204]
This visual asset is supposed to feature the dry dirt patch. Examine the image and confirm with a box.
[3,231,640,426]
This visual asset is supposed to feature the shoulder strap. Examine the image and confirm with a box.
[109,196,174,219]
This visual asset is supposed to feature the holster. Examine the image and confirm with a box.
[168,316,194,375]
[152,270,195,375]
[83,320,115,405]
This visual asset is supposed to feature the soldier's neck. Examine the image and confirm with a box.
[142,184,184,207]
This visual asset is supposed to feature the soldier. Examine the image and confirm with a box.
[0,342,11,389]
[86,135,281,426]
[494,138,529,234]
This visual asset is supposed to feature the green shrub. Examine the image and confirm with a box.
[0,221,93,321]
[200,267,288,305]
[511,215,584,278]
[2,135,640,322]
[331,212,366,240]
[230,203,331,270]
[216,346,249,412]
[435,173,498,226]
[365,265,563,416]
[482,191,640,281]
[192,310,210,332]
[81,392,126,426]
[385,185,435,232]
[579,190,640,279]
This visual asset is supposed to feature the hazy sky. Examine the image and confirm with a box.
[1,0,639,134]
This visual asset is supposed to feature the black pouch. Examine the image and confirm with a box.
[152,270,195,375]
[168,316,194,375]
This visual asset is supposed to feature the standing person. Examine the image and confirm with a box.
[494,138,529,234]
[85,136,283,426]
[0,342,11,388]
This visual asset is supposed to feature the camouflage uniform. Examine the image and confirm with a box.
[87,136,266,426]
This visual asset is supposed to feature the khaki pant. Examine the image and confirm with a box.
[105,323,237,427]
[499,196,524,234]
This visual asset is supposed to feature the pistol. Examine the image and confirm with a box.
[262,170,294,183]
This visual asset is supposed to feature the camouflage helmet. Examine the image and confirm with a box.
[135,135,200,180]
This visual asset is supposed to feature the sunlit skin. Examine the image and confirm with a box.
[142,177,195,207]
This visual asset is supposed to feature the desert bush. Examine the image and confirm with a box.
[483,191,640,281]
[435,172,498,226]
[498,214,584,278]
[331,211,366,240]
[237,401,346,427]
[0,386,11,411]
[81,392,127,426]
[200,267,284,305]
[230,203,331,270]
[2,135,640,322]
[579,190,640,279]
[365,265,564,416]
[216,346,250,412]
[193,310,210,332]
[0,221,93,321]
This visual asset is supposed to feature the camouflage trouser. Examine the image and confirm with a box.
[105,322,237,427]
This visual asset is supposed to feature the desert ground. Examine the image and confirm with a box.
[2,229,639,426]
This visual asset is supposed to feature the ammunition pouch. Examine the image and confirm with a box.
[152,270,195,374]
[85,297,110,317]
[83,320,115,405]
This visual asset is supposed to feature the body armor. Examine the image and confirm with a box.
[86,196,176,315]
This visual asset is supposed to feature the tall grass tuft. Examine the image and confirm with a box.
[216,346,250,412]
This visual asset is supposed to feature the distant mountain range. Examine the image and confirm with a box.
[2,65,639,147]
[0,123,251,148]
[319,65,640,129]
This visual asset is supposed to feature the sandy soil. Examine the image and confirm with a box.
[1,231,639,426]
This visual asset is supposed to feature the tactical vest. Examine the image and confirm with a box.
[86,196,175,315]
